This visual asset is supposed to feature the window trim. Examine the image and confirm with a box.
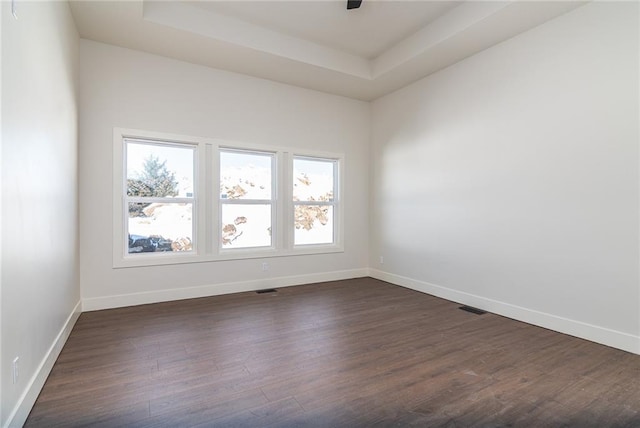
[113,128,344,268]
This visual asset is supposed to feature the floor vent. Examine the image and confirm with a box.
[256,289,277,294]
[459,305,487,315]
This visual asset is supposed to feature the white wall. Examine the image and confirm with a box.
[370,2,640,353]
[0,3,4,423]
[1,2,80,426]
[79,40,370,308]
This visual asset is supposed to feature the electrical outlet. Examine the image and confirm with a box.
[262,262,269,272]
[379,256,384,264]
[12,357,19,384]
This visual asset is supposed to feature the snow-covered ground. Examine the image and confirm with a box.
[129,203,192,243]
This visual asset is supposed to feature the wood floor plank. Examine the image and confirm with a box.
[144,388,270,427]
[25,278,640,427]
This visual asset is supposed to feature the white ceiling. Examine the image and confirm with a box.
[69,0,585,101]
[189,1,462,59]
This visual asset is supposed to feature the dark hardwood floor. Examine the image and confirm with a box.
[26,278,640,427]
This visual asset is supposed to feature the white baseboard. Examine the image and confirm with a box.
[4,300,82,428]
[82,268,369,312]
[369,269,640,355]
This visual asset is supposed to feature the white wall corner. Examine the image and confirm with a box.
[3,301,82,428]
[369,269,640,355]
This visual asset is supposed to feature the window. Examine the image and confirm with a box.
[114,128,343,267]
[220,149,275,249]
[293,157,337,246]
[124,139,196,254]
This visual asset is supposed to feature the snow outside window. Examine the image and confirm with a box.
[219,149,275,250]
[125,139,196,254]
[293,157,337,246]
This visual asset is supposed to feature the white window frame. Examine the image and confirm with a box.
[218,147,278,254]
[292,155,341,248]
[123,138,198,256]
[113,128,343,268]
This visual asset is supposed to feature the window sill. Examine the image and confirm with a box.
[113,245,344,269]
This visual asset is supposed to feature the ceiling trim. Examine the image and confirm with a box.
[373,1,509,78]
[143,1,372,79]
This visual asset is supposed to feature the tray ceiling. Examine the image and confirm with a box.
[70,1,585,101]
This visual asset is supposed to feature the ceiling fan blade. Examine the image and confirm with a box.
[347,0,362,10]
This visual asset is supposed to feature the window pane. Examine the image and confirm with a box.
[220,151,272,200]
[294,205,333,245]
[221,204,272,248]
[293,158,334,202]
[127,142,194,198]
[128,203,193,253]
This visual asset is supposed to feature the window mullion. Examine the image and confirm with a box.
[126,197,194,204]
[198,143,209,256]
[272,152,280,250]
[293,201,334,207]
[220,199,272,205]
[281,152,291,251]
[211,144,220,255]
